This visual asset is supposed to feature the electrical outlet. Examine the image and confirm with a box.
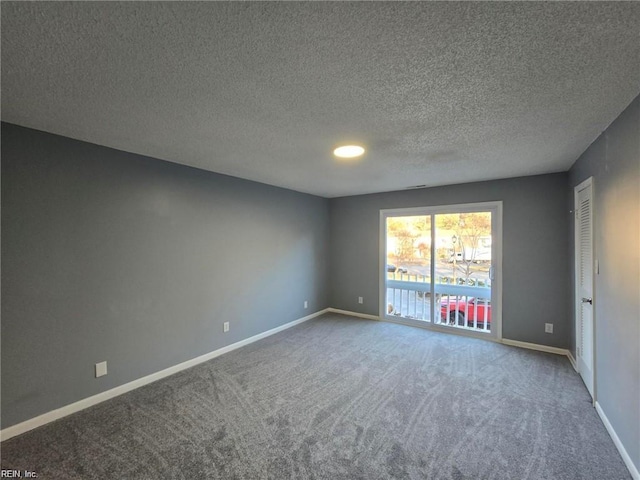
[358,296,363,304]
[95,361,107,378]
[223,322,230,333]
[304,300,308,309]
[545,323,553,334]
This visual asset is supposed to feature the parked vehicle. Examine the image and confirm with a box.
[440,297,491,326]
[387,264,408,273]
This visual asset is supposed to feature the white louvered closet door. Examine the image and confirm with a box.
[576,178,594,398]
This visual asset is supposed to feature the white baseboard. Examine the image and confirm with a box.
[566,350,578,371]
[328,312,573,362]
[596,402,640,480]
[326,308,380,321]
[501,338,570,357]
[0,308,329,442]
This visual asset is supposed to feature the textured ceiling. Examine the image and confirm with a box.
[2,2,639,198]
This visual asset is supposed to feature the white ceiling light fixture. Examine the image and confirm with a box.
[333,144,365,159]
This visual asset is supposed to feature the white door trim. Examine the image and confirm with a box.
[574,176,596,401]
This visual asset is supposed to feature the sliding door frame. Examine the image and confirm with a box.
[379,201,503,341]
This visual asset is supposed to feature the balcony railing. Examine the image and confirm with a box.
[386,272,491,332]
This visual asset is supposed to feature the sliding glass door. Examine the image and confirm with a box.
[381,202,502,339]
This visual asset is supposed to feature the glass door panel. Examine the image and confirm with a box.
[385,215,433,322]
[434,212,492,332]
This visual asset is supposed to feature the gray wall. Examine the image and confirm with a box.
[1,123,330,429]
[568,95,639,471]
[328,173,570,348]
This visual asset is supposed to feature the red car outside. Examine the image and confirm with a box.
[440,297,491,327]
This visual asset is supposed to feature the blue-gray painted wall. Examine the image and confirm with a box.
[568,95,639,472]
[327,173,571,348]
[1,123,330,428]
